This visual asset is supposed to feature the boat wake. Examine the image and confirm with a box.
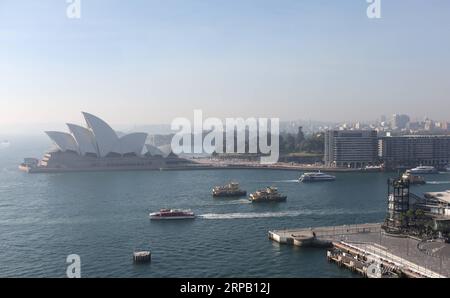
[199,211,306,220]
[427,181,450,185]
[257,180,299,183]
[199,209,381,220]
[274,180,299,183]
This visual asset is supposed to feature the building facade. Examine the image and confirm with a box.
[379,135,450,170]
[324,130,379,168]
[423,191,450,217]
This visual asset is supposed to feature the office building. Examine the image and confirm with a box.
[324,130,379,168]
[379,135,450,169]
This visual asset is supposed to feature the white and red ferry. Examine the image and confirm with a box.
[149,209,196,220]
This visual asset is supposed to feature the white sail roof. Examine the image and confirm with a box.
[45,112,148,157]
[114,133,148,156]
[82,112,119,157]
[156,144,173,158]
[45,131,79,153]
[67,123,98,156]
[145,144,165,157]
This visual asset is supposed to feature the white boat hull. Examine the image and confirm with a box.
[409,170,438,174]
[300,178,336,182]
[149,215,196,220]
[299,173,336,182]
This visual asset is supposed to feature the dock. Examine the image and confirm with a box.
[269,223,449,278]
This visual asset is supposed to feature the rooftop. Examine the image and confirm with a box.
[425,190,450,204]
[383,135,450,138]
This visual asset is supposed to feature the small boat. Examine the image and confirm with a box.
[149,209,196,220]
[212,182,247,197]
[18,158,39,172]
[409,166,438,174]
[133,251,151,263]
[249,187,287,203]
[299,172,336,182]
[402,171,426,185]
[364,165,383,170]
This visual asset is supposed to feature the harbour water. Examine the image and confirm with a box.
[1,136,450,277]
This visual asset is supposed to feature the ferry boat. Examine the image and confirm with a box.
[18,158,39,172]
[212,182,247,197]
[299,172,336,182]
[149,209,196,220]
[402,171,426,185]
[249,187,287,203]
[409,166,438,174]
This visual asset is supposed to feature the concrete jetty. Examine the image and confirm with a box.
[269,223,449,278]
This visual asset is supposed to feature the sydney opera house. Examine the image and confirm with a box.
[20,112,189,173]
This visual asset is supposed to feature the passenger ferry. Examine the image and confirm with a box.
[212,182,247,197]
[402,171,426,185]
[149,209,196,220]
[249,187,287,203]
[409,166,438,174]
[18,158,39,172]
[299,172,336,182]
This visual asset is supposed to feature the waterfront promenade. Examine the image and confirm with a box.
[189,158,381,172]
[269,223,450,278]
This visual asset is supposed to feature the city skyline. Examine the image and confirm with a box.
[1,111,450,135]
[1,0,450,128]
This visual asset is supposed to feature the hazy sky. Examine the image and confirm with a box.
[1,0,449,128]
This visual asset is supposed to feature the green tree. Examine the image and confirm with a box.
[301,133,325,153]
[406,209,415,226]
[295,126,305,151]
[286,134,296,152]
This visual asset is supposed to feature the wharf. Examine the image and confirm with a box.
[269,223,449,278]
[192,159,382,172]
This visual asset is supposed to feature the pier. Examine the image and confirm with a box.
[269,223,449,278]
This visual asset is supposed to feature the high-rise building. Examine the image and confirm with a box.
[379,135,450,169]
[424,118,435,131]
[390,114,410,130]
[324,130,379,168]
[407,121,421,131]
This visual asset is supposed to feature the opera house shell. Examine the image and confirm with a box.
[21,112,188,173]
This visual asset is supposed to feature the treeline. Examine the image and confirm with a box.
[279,127,324,154]
[151,127,325,155]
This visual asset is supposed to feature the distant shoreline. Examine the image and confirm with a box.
[22,160,384,174]
[167,165,383,173]
[183,159,384,173]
